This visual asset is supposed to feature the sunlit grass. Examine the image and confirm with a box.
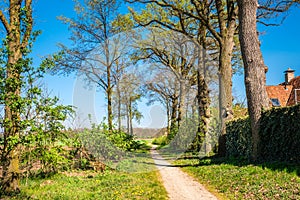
[174,157,300,200]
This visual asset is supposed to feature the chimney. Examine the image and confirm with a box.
[284,68,295,84]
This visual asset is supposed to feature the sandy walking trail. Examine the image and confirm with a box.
[151,148,218,200]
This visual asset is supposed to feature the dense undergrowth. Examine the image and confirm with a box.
[3,154,168,200]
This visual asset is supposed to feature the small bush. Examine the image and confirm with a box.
[75,122,140,162]
[152,135,167,146]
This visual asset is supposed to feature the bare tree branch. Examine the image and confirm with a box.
[21,0,33,48]
[0,10,10,33]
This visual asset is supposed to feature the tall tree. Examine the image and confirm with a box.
[238,0,269,161]
[238,0,296,160]
[0,0,33,193]
[56,0,125,130]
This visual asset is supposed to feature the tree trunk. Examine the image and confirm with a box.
[194,73,211,152]
[169,96,178,140]
[126,101,130,134]
[238,0,270,161]
[107,65,113,131]
[116,82,121,132]
[166,101,171,135]
[0,0,33,193]
[217,36,234,157]
[129,100,133,135]
[194,34,211,152]
[177,79,187,127]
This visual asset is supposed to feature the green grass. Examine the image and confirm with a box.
[174,157,300,200]
[3,153,168,200]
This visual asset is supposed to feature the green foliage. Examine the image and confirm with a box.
[232,103,248,119]
[260,105,300,162]
[226,104,300,163]
[77,123,141,161]
[0,31,74,177]
[152,135,168,146]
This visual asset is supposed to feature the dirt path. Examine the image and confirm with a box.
[151,148,218,200]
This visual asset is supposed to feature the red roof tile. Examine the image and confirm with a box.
[266,76,300,107]
[266,85,293,107]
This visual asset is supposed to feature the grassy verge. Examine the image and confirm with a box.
[3,152,168,200]
[174,157,300,200]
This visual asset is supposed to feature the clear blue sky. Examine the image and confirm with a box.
[31,1,300,127]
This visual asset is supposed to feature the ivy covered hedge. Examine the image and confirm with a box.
[260,105,300,162]
[226,104,300,163]
[226,117,251,159]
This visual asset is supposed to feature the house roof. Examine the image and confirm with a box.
[266,85,293,107]
[285,76,300,106]
[266,75,300,107]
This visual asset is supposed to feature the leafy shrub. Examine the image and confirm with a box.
[76,123,139,162]
[15,97,73,176]
[152,135,167,146]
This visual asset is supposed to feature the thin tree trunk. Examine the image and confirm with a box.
[169,96,178,140]
[238,0,270,161]
[126,101,130,134]
[177,79,186,127]
[1,0,32,193]
[116,82,121,132]
[107,65,113,131]
[129,100,133,135]
[166,101,171,135]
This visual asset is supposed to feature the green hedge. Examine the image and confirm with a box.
[260,105,300,162]
[226,104,300,163]
[226,117,252,159]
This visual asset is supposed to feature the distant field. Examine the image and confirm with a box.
[133,127,167,139]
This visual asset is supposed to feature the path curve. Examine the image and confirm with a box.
[151,148,218,200]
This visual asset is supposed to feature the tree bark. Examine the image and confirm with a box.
[116,82,122,132]
[169,96,179,140]
[190,40,211,152]
[217,36,235,157]
[166,101,171,134]
[177,79,187,127]
[129,99,133,135]
[194,73,211,152]
[126,102,130,134]
[107,65,113,131]
[238,0,270,161]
